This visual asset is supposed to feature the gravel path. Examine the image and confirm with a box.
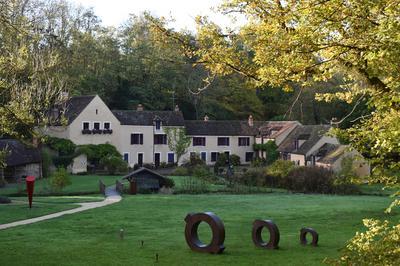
[0,186,121,230]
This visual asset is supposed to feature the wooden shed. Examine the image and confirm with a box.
[122,167,168,194]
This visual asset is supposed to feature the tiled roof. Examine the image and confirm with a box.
[64,95,96,125]
[185,120,261,136]
[0,139,41,167]
[277,125,331,155]
[258,121,300,139]
[112,110,185,126]
[317,145,348,164]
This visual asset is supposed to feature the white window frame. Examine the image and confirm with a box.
[137,152,144,165]
[154,152,162,165]
[82,121,91,130]
[238,136,250,146]
[217,136,230,146]
[167,152,175,164]
[131,132,144,145]
[210,151,218,162]
[93,121,101,130]
[200,151,207,162]
[123,152,129,163]
[103,121,111,130]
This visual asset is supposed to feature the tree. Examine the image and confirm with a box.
[164,128,191,165]
[0,0,68,144]
[151,0,400,262]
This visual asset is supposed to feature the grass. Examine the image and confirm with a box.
[0,175,122,196]
[0,193,398,265]
[0,195,104,224]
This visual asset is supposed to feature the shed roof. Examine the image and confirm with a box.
[122,167,167,182]
[317,145,348,164]
[0,139,41,167]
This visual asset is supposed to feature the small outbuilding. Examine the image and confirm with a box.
[122,167,169,194]
[0,139,42,182]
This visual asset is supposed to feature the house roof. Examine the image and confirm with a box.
[277,125,331,155]
[317,145,348,164]
[112,110,185,126]
[185,120,262,136]
[64,95,96,125]
[258,121,300,139]
[0,139,41,167]
[122,167,167,182]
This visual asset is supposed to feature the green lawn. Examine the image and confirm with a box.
[0,175,122,196]
[0,195,104,224]
[0,193,398,265]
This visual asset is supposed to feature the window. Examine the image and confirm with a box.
[238,137,250,146]
[154,134,167,145]
[245,152,254,162]
[193,137,206,146]
[82,122,90,130]
[155,120,161,130]
[217,137,230,146]
[131,133,143,145]
[104,122,111,129]
[137,153,143,166]
[211,152,218,162]
[96,109,98,115]
[190,152,196,159]
[123,153,129,163]
[294,140,299,150]
[224,151,230,157]
[168,153,175,163]
[200,152,207,161]
[93,122,100,130]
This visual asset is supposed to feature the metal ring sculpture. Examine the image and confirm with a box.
[252,219,280,249]
[300,228,319,246]
[184,212,225,254]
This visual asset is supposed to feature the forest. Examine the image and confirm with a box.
[0,0,364,125]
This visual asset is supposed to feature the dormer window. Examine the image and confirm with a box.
[155,120,161,130]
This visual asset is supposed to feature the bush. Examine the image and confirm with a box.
[78,143,121,167]
[181,154,205,168]
[251,158,267,167]
[172,166,189,176]
[282,166,360,194]
[163,177,175,188]
[266,160,296,180]
[45,137,76,156]
[229,154,241,166]
[99,155,128,175]
[49,168,71,192]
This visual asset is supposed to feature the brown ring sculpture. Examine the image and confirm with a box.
[184,212,225,254]
[300,228,319,246]
[252,219,280,249]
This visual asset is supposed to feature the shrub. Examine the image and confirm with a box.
[78,143,121,167]
[99,155,128,175]
[251,158,267,167]
[159,186,174,194]
[181,154,205,168]
[229,154,241,166]
[266,160,295,179]
[49,167,71,192]
[142,163,155,169]
[163,177,175,188]
[282,166,360,194]
[172,166,189,176]
[45,137,76,156]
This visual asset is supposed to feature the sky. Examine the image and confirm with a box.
[70,0,242,32]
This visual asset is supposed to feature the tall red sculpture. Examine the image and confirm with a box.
[26,176,35,208]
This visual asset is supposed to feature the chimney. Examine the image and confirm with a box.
[204,115,209,122]
[137,104,144,111]
[174,105,179,112]
[248,115,254,127]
